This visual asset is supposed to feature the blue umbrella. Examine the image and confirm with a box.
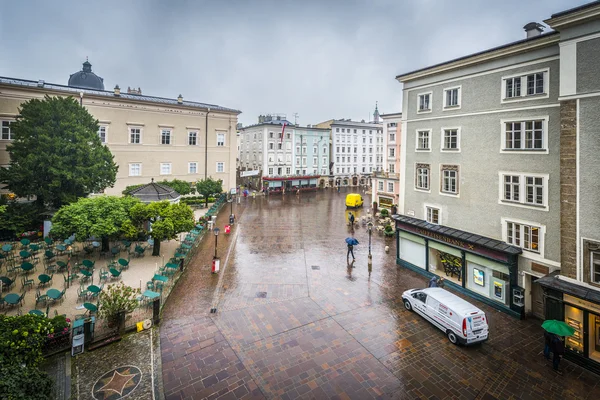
[345,237,359,246]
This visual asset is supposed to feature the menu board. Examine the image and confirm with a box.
[566,317,583,352]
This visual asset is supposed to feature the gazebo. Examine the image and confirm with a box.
[129,179,181,204]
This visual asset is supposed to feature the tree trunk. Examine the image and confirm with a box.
[152,239,161,256]
[101,236,110,252]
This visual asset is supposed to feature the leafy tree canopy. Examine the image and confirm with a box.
[0,96,118,208]
[196,177,223,206]
[50,196,140,246]
[130,201,194,256]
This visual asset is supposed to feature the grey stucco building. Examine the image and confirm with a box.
[395,1,600,374]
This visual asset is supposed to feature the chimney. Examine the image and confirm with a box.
[523,22,544,38]
[114,85,121,96]
[177,94,183,104]
[127,86,142,95]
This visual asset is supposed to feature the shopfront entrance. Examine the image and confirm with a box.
[537,275,600,373]
[394,215,523,317]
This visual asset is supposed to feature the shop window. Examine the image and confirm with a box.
[589,314,600,363]
[592,252,600,284]
[565,305,584,354]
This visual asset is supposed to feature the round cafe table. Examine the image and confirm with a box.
[29,309,45,316]
[20,262,34,272]
[46,289,61,300]
[87,285,101,294]
[4,293,20,305]
[2,244,12,253]
[38,274,52,285]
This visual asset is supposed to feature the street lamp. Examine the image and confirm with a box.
[213,228,220,259]
[367,222,373,260]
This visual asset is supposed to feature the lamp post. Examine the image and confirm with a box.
[367,221,373,265]
[213,228,220,259]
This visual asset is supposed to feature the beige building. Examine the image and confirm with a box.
[0,60,240,195]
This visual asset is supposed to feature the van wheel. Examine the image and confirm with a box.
[403,300,412,311]
[447,330,458,345]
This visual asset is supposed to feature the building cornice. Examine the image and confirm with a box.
[396,33,560,83]
[545,3,600,30]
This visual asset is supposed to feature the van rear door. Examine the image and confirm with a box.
[464,312,488,343]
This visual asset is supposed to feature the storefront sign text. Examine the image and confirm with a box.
[564,294,600,315]
[414,228,475,250]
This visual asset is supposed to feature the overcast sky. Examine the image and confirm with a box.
[0,0,589,126]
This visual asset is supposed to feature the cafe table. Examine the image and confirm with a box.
[142,290,160,300]
[4,293,20,305]
[152,274,168,283]
[87,285,102,294]
[46,289,62,300]
[29,309,45,317]
[20,262,34,272]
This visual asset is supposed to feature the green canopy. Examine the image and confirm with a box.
[541,319,575,336]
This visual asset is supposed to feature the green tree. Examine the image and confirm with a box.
[158,179,195,196]
[196,177,223,207]
[50,196,140,251]
[0,202,42,238]
[0,96,118,208]
[130,201,194,256]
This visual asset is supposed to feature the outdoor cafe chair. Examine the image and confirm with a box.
[82,259,95,270]
[117,258,130,270]
[21,276,34,291]
[44,250,56,265]
[110,247,120,259]
[0,276,15,290]
[77,286,89,302]
[35,289,49,306]
[99,268,109,282]
[109,268,121,280]
[134,245,146,258]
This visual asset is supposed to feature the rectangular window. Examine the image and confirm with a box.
[160,163,172,175]
[1,120,13,140]
[286,167,291,174]
[417,131,430,150]
[269,142,274,150]
[389,164,395,173]
[389,148,395,157]
[503,70,547,100]
[378,181,383,190]
[188,162,197,174]
[504,175,520,202]
[592,252,600,284]
[129,163,141,176]
[526,176,544,205]
[506,221,540,253]
[388,182,394,192]
[389,133,395,142]
[505,77,521,98]
[277,143,282,150]
[188,131,197,146]
[216,162,224,173]
[442,129,459,151]
[503,120,545,151]
[161,129,171,145]
[418,93,431,112]
[426,206,440,224]
[441,166,458,195]
[130,127,141,144]
[444,87,460,108]
[527,73,544,96]
[269,167,273,175]
[415,164,430,190]
[217,133,225,146]
[98,126,107,143]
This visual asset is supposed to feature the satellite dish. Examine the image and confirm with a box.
[143,319,152,330]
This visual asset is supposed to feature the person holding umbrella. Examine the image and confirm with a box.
[345,237,359,260]
[541,320,574,374]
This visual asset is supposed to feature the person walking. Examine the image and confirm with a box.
[429,276,438,288]
[543,330,552,360]
[337,186,340,193]
[348,212,355,227]
[347,243,355,260]
[551,334,564,374]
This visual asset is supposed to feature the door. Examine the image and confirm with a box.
[531,277,544,319]
[412,292,428,315]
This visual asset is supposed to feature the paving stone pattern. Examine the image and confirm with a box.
[160,190,600,399]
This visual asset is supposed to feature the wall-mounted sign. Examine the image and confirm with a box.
[473,268,485,286]
[406,210,415,216]
[494,281,503,299]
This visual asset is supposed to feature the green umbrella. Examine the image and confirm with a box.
[541,319,575,336]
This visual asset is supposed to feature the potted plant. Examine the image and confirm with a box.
[384,224,395,237]
[380,208,390,218]
[98,283,141,329]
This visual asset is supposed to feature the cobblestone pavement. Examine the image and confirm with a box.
[160,190,600,400]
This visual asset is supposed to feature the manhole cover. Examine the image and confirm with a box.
[311,265,320,270]
[256,292,267,298]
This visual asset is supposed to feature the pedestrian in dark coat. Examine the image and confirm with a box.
[551,334,564,374]
[543,331,552,360]
[347,244,355,260]
[349,212,355,227]
[429,276,438,288]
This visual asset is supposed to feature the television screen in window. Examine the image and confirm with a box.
[473,268,484,286]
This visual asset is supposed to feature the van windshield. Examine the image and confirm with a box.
[413,292,427,303]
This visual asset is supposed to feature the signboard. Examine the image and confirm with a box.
[241,170,260,177]
[230,188,237,195]
[564,294,600,315]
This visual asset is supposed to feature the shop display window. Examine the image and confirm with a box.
[589,314,600,363]
[429,249,462,286]
[564,305,584,354]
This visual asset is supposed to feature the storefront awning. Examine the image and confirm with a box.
[393,215,522,259]
[537,273,600,304]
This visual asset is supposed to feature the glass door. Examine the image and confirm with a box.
[589,313,600,363]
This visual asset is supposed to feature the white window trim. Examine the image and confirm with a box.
[216,131,226,147]
[216,161,225,173]
[160,128,172,145]
[188,162,198,174]
[129,126,143,144]
[591,251,600,285]
[499,116,549,154]
[98,125,108,144]
[416,91,433,114]
[415,129,432,152]
[160,162,172,175]
[500,68,550,104]
[440,127,461,152]
[497,171,549,211]
[439,165,460,198]
[424,203,442,225]
[501,217,546,259]
[187,130,198,146]
[414,162,431,193]
[443,85,462,110]
[128,163,142,177]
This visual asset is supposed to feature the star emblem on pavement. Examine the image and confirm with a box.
[97,368,138,396]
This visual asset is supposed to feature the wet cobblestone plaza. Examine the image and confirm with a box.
[160,190,600,400]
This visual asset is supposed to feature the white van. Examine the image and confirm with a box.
[402,287,489,345]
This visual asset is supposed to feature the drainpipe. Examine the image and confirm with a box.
[205,107,211,180]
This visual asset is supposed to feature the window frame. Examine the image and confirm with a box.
[443,85,461,110]
[498,171,549,211]
[216,162,224,173]
[424,204,441,225]
[128,163,142,177]
[387,182,394,193]
[216,132,225,147]
[98,125,108,144]
[1,120,14,140]
[188,131,198,146]
[501,218,545,257]
[160,162,172,175]
[440,127,461,152]
[591,252,600,284]
[188,162,198,174]
[500,117,549,154]
[129,126,142,144]
[440,165,459,197]
[416,129,432,152]
[417,91,433,114]
[415,163,431,192]
[501,68,550,103]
